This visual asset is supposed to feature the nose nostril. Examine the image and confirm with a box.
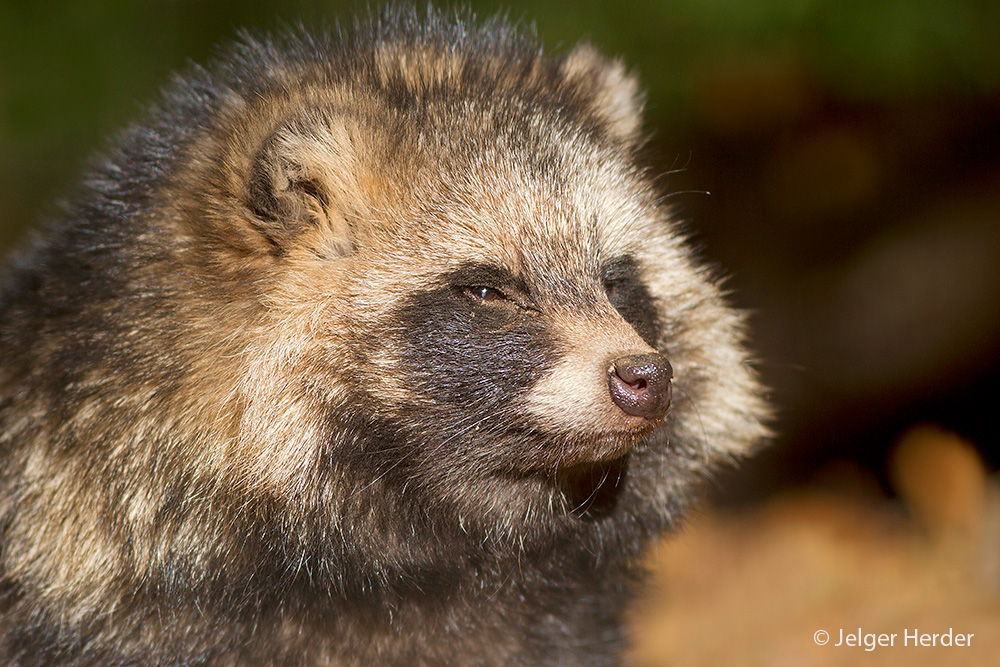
[607,353,672,420]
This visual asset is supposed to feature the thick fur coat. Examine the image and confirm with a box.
[0,7,767,665]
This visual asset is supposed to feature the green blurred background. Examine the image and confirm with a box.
[2,0,999,500]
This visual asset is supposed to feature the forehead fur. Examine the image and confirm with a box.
[162,9,650,243]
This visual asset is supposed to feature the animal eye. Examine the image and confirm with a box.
[463,286,507,303]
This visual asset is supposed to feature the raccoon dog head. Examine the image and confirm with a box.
[0,9,767,598]
[200,17,767,547]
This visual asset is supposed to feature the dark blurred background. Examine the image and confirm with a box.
[2,0,999,503]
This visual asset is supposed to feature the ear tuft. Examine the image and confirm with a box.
[561,44,645,147]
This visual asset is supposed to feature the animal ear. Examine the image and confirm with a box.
[561,44,645,147]
[245,114,357,257]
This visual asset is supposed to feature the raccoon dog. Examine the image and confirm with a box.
[0,7,766,666]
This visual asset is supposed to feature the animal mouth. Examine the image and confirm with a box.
[574,421,661,464]
[557,454,630,520]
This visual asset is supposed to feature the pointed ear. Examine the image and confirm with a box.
[245,112,358,257]
[560,44,645,147]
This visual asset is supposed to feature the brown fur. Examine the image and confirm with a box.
[0,7,767,665]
